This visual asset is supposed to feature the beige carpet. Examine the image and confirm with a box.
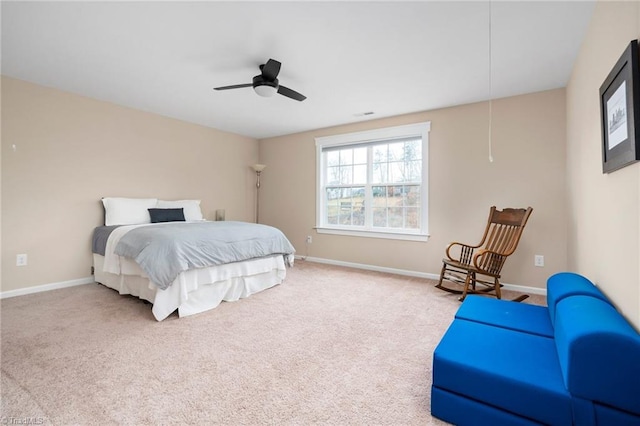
[1,261,544,425]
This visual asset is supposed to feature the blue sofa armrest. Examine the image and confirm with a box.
[547,272,611,326]
[554,295,640,416]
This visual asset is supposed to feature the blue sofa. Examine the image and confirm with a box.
[431,272,640,425]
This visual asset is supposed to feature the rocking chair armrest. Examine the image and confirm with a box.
[445,241,481,262]
[473,249,508,275]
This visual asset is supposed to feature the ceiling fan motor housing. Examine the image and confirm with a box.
[253,75,278,89]
[252,75,279,97]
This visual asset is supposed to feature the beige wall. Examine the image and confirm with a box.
[567,1,640,329]
[259,89,567,290]
[1,77,259,292]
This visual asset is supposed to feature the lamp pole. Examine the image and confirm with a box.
[252,164,266,223]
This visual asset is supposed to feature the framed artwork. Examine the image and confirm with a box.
[599,39,640,173]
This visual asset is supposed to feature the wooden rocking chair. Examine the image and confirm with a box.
[436,206,533,301]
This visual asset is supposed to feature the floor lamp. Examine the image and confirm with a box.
[252,164,266,223]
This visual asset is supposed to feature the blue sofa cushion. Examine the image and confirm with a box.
[433,318,572,425]
[594,403,640,425]
[455,295,554,337]
[547,272,610,326]
[554,296,640,416]
[431,386,542,426]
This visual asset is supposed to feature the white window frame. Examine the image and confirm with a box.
[315,121,431,241]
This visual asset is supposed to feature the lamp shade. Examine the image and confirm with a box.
[252,164,266,172]
[254,85,277,97]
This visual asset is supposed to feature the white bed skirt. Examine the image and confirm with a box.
[93,254,287,321]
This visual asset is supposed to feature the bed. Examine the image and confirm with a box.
[92,197,295,321]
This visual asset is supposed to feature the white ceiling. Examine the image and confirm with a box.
[1,1,595,139]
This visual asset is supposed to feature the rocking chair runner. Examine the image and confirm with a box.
[436,206,533,301]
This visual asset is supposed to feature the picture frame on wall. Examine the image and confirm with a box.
[599,39,640,173]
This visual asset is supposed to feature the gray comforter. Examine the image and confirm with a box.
[92,225,120,256]
[113,221,295,290]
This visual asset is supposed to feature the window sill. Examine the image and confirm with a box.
[316,227,430,242]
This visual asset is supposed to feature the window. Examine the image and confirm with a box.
[315,122,430,241]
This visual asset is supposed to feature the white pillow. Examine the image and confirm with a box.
[102,197,158,226]
[156,200,204,222]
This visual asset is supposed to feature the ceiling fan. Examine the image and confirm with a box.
[214,58,306,101]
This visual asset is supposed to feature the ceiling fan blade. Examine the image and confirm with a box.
[277,85,306,101]
[261,59,281,81]
[214,83,253,91]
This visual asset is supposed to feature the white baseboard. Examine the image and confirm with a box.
[297,255,547,296]
[2,258,548,299]
[1,276,95,299]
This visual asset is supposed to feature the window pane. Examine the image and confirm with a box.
[339,207,351,224]
[352,186,365,199]
[338,166,353,184]
[339,149,352,166]
[372,163,387,184]
[404,140,421,161]
[326,188,340,225]
[353,164,367,184]
[326,187,340,200]
[388,142,404,161]
[339,187,352,199]
[388,185,403,207]
[354,147,367,164]
[389,207,403,228]
[327,213,338,225]
[327,166,341,185]
[389,162,404,183]
[373,145,388,163]
[326,151,339,167]
[338,189,352,225]
[373,207,386,227]
[388,207,403,228]
[372,186,387,207]
[405,207,419,229]
[405,185,420,206]
[406,160,421,181]
[353,198,366,226]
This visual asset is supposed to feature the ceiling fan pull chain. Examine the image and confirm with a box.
[488,1,494,164]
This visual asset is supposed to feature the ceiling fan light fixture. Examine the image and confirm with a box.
[254,84,278,97]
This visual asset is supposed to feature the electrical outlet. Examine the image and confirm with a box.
[306,235,312,244]
[534,255,544,267]
[16,254,27,266]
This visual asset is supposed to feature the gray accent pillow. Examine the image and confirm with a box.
[148,208,185,223]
